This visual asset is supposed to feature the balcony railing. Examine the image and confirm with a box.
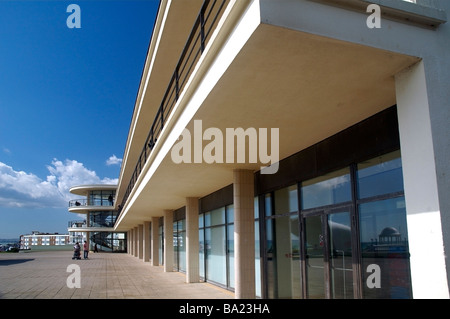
[69,198,115,208]
[120,0,228,212]
[68,220,86,228]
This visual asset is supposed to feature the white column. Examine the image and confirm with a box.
[395,61,449,298]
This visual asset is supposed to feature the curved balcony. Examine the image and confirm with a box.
[67,220,115,233]
[68,198,115,213]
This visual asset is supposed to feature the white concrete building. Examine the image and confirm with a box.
[72,0,450,299]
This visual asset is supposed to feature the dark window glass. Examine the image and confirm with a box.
[357,150,403,199]
[359,197,412,299]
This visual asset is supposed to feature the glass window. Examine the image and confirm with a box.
[266,214,302,299]
[199,228,205,279]
[227,205,234,224]
[199,213,204,228]
[274,185,298,215]
[265,194,272,217]
[159,225,164,265]
[88,190,115,206]
[179,229,186,272]
[357,150,404,199]
[302,168,351,209]
[227,224,234,289]
[205,207,225,227]
[205,226,227,286]
[359,197,411,299]
[255,219,261,298]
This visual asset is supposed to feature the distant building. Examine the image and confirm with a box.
[20,231,71,250]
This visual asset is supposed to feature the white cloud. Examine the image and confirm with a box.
[106,154,122,166]
[0,159,118,209]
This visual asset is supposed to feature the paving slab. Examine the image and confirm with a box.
[0,251,234,299]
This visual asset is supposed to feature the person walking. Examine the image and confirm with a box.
[83,240,89,259]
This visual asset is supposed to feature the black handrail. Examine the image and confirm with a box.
[120,0,227,212]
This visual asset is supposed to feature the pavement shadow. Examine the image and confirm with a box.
[0,258,34,266]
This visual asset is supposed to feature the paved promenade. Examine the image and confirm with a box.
[0,250,234,299]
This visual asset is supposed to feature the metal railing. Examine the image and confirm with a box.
[68,220,86,228]
[119,0,228,212]
[69,198,115,207]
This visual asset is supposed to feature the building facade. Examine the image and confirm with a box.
[67,185,127,252]
[20,231,71,250]
[72,0,449,299]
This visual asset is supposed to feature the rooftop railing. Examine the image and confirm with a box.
[119,0,228,212]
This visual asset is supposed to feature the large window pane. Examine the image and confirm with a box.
[302,168,351,209]
[265,194,272,217]
[159,225,164,265]
[357,150,404,199]
[255,220,261,298]
[359,197,412,299]
[173,221,178,270]
[227,205,234,223]
[179,229,186,272]
[205,226,227,286]
[274,185,298,215]
[266,214,302,298]
[205,207,225,227]
[199,228,205,279]
[227,224,234,289]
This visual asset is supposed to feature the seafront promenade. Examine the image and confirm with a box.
[0,250,234,299]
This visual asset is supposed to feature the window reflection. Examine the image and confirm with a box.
[357,150,403,199]
[302,168,351,209]
[359,197,412,299]
[266,187,301,299]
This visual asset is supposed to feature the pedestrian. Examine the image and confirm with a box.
[83,240,89,259]
[72,242,81,260]
[94,243,98,253]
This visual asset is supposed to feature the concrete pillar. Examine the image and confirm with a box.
[395,61,449,298]
[186,197,200,283]
[134,227,138,257]
[129,229,134,255]
[164,210,174,272]
[143,221,151,262]
[138,224,144,260]
[151,217,160,266]
[127,230,131,255]
[233,169,255,299]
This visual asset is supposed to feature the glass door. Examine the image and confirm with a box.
[305,214,326,298]
[304,207,354,299]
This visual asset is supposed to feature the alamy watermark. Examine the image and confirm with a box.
[66,264,81,288]
[366,4,381,29]
[66,4,81,29]
[170,120,280,174]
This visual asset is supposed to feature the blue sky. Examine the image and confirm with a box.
[0,0,159,238]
